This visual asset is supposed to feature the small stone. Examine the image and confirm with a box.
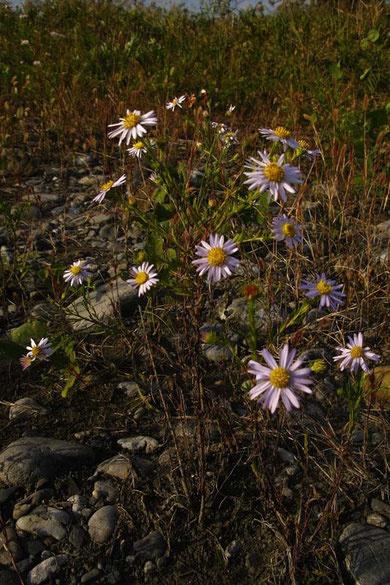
[0,526,24,565]
[92,480,118,503]
[116,381,143,398]
[106,568,121,584]
[0,437,95,487]
[371,499,390,520]
[80,568,100,583]
[13,489,55,520]
[351,430,364,445]
[225,540,241,559]
[118,436,160,454]
[68,526,88,549]
[246,552,261,576]
[24,539,45,557]
[88,505,118,544]
[277,448,296,464]
[26,554,67,585]
[339,523,390,585]
[371,432,383,446]
[91,455,132,481]
[0,487,19,505]
[67,494,88,515]
[133,530,167,561]
[367,513,387,528]
[16,505,71,541]
[144,561,155,575]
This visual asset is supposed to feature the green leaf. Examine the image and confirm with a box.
[367,28,379,43]
[360,67,371,80]
[154,202,174,222]
[61,373,77,398]
[0,338,25,360]
[144,233,164,263]
[328,62,343,80]
[10,320,47,347]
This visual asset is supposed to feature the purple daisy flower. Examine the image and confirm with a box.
[244,151,302,204]
[271,214,303,248]
[192,234,240,283]
[299,273,345,311]
[248,344,313,413]
[333,333,380,374]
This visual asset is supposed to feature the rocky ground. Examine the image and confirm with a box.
[0,154,389,585]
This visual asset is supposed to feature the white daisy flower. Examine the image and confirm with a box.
[166,95,186,111]
[298,140,321,161]
[299,273,345,311]
[127,262,159,296]
[244,151,302,203]
[128,141,147,159]
[93,174,126,204]
[248,344,313,413]
[271,214,303,248]
[226,104,236,116]
[259,127,299,151]
[26,338,53,362]
[20,39,30,45]
[192,234,240,283]
[108,109,157,145]
[63,260,92,286]
[20,355,32,370]
[333,333,380,374]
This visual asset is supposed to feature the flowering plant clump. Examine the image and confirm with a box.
[248,344,313,413]
[192,234,240,282]
[108,109,157,145]
[300,273,345,311]
[127,262,159,296]
[93,174,126,203]
[26,338,53,362]
[244,151,302,203]
[333,333,380,373]
[271,214,303,248]
[63,261,92,287]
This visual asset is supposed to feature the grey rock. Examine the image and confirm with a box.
[0,487,19,505]
[133,457,155,477]
[26,554,67,585]
[118,436,160,455]
[68,525,88,549]
[144,561,155,575]
[91,455,132,481]
[13,489,55,520]
[24,539,45,557]
[67,494,88,515]
[21,204,41,220]
[225,540,241,559]
[92,480,118,503]
[30,303,60,322]
[366,513,387,529]
[16,505,71,540]
[80,568,100,583]
[277,448,296,464]
[9,398,50,422]
[133,530,167,561]
[351,430,364,445]
[107,568,121,584]
[371,499,390,520]
[90,213,113,226]
[203,345,232,363]
[88,505,118,544]
[116,381,144,398]
[0,437,95,486]
[339,523,390,585]
[66,277,138,332]
[218,297,283,333]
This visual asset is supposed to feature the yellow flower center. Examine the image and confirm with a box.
[299,139,310,149]
[350,346,363,359]
[101,180,114,191]
[281,222,296,237]
[70,265,82,275]
[31,345,41,357]
[207,247,227,267]
[123,112,141,129]
[135,271,148,285]
[274,126,291,139]
[269,367,291,388]
[316,280,332,295]
[172,98,178,104]
[264,163,285,182]
[134,141,144,150]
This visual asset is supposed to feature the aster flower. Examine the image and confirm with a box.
[108,109,157,145]
[20,355,32,370]
[248,344,313,413]
[128,141,147,159]
[20,39,29,45]
[93,174,126,204]
[259,127,299,151]
[226,104,236,116]
[63,260,92,287]
[299,273,345,311]
[298,140,321,161]
[26,338,53,362]
[271,214,303,248]
[333,333,380,374]
[127,262,159,296]
[244,151,302,203]
[192,234,240,283]
[166,95,186,111]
